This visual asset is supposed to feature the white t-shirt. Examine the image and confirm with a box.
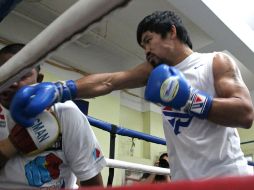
[162,52,251,181]
[0,101,106,189]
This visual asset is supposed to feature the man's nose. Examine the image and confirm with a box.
[144,45,150,54]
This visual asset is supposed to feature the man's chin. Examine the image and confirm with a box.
[147,56,163,67]
[149,60,164,68]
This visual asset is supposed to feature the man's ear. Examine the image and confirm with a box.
[169,25,177,39]
[37,73,44,83]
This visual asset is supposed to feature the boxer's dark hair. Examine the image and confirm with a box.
[0,43,41,72]
[137,10,192,49]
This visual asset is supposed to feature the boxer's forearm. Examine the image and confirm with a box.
[0,138,17,168]
[75,62,152,99]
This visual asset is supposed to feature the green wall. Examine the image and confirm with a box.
[238,127,254,159]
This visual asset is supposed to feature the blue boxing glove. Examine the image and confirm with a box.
[10,80,77,127]
[145,64,213,119]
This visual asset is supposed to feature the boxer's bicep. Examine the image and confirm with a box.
[213,52,249,99]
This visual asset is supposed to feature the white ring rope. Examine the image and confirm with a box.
[105,158,170,175]
[0,0,130,93]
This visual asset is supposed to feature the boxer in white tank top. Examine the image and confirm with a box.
[162,52,251,180]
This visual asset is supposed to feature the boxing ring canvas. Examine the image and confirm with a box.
[83,175,254,190]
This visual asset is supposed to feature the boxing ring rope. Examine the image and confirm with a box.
[105,158,170,175]
[87,115,167,185]
[87,115,254,185]
[88,116,166,145]
[88,115,254,147]
[0,0,131,93]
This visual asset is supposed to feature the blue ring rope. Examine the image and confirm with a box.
[87,115,254,166]
[87,116,166,145]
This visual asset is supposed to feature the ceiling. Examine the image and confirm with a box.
[0,0,254,95]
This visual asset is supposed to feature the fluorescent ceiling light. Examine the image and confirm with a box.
[202,0,254,52]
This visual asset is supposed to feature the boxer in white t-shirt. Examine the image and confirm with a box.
[0,43,106,189]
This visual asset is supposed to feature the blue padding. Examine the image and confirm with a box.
[73,99,89,115]
[0,0,22,22]
[248,161,254,167]
[87,116,166,145]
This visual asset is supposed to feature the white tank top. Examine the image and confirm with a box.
[162,52,251,180]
